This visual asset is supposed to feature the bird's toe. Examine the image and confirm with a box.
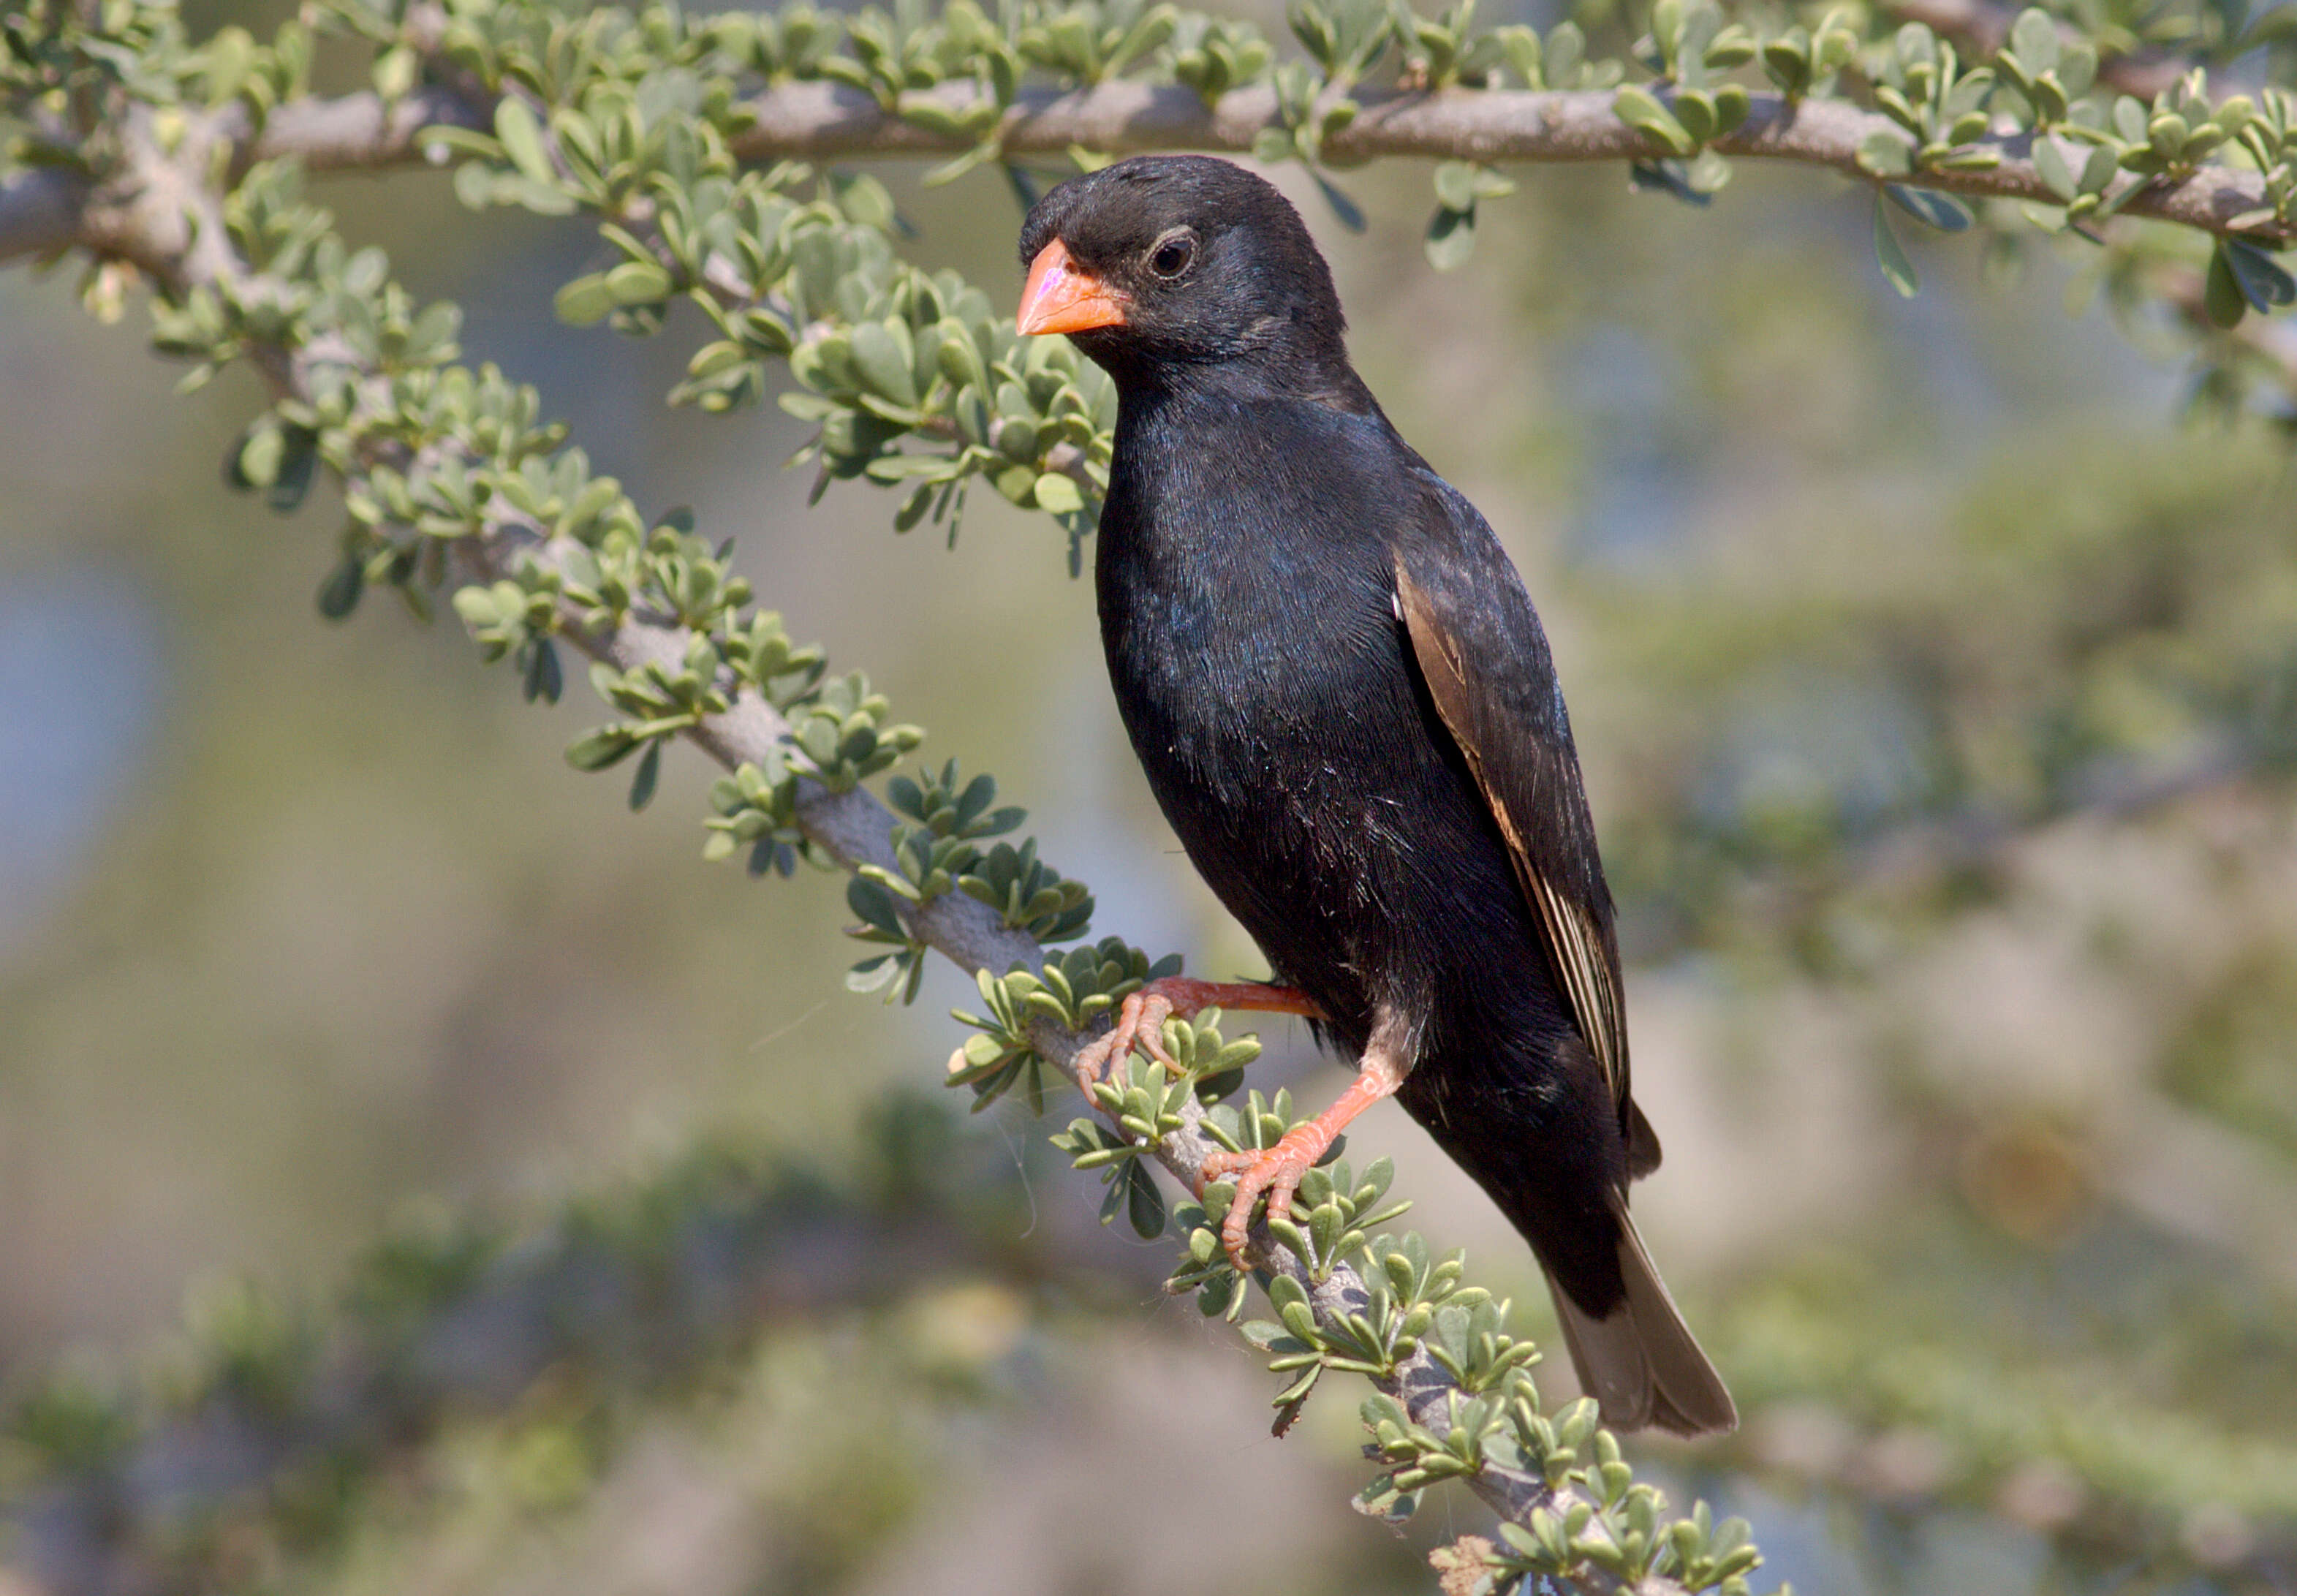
[1199,1129,1324,1268]
[1072,989,1178,1094]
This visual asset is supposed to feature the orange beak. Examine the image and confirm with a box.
[1016,239,1129,336]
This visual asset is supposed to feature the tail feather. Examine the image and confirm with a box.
[1542,1203,1736,1437]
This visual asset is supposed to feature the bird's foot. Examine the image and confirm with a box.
[1194,1029,1409,1270]
[1069,977,1318,1097]
[1070,988,1178,1094]
[1198,1123,1333,1269]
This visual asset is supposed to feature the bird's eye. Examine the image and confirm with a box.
[1149,232,1196,278]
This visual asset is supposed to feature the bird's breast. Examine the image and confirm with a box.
[1100,512,1401,790]
[1088,387,1556,1043]
[1094,487,1465,1022]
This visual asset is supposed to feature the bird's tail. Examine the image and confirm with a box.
[1540,1201,1737,1437]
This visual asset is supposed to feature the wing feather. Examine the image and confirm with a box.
[1394,556,1634,1130]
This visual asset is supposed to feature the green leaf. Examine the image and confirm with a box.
[200,26,255,107]
[1673,89,1716,145]
[413,126,499,163]
[1627,159,1713,207]
[1684,148,1733,194]
[849,321,917,407]
[832,173,897,231]
[317,555,363,621]
[523,639,563,705]
[2009,7,2059,72]
[1313,174,1366,235]
[267,428,317,514]
[1127,1161,1167,1238]
[1886,184,1975,232]
[554,273,616,327]
[1872,190,1920,298]
[567,727,640,771]
[1432,160,1479,212]
[743,309,797,355]
[605,260,673,306]
[1425,205,1475,271]
[1352,1471,1420,1524]
[627,739,662,811]
[1032,472,1084,515]
[994,464,1037,504]
[2222,238,2297,313]
[451,162,499,211]
[230,422,284,491]
[2032,136,2079,202]
[493,97,556,184]
[373,44,419,102]
[2206,242,2251,326]
[1763,30,1812,94]
[1857,130,1914,178]
[1614,86,1695,156]
[846,953,901,994]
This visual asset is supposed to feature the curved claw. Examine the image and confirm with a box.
[1070,988,1178,1094]
[1198,1125,1330,1269]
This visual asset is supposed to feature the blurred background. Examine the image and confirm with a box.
[4,3,2297,1591]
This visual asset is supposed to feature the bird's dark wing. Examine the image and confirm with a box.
[1391,484,1641,1152]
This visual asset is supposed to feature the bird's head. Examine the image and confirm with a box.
[1015,156,1353,392]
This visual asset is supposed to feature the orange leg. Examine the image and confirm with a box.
[1197,1018,1409,1268]
[1069,977,1319,1094]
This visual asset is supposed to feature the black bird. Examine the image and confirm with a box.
[1016,156,1734,1437]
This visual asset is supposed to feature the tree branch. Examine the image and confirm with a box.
[248,82,486,171]
[241,79,2297,246]
[658,79,2266,246]
[4,75,2286,276]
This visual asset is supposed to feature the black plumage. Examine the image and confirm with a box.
[1017,155,1734,1437]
